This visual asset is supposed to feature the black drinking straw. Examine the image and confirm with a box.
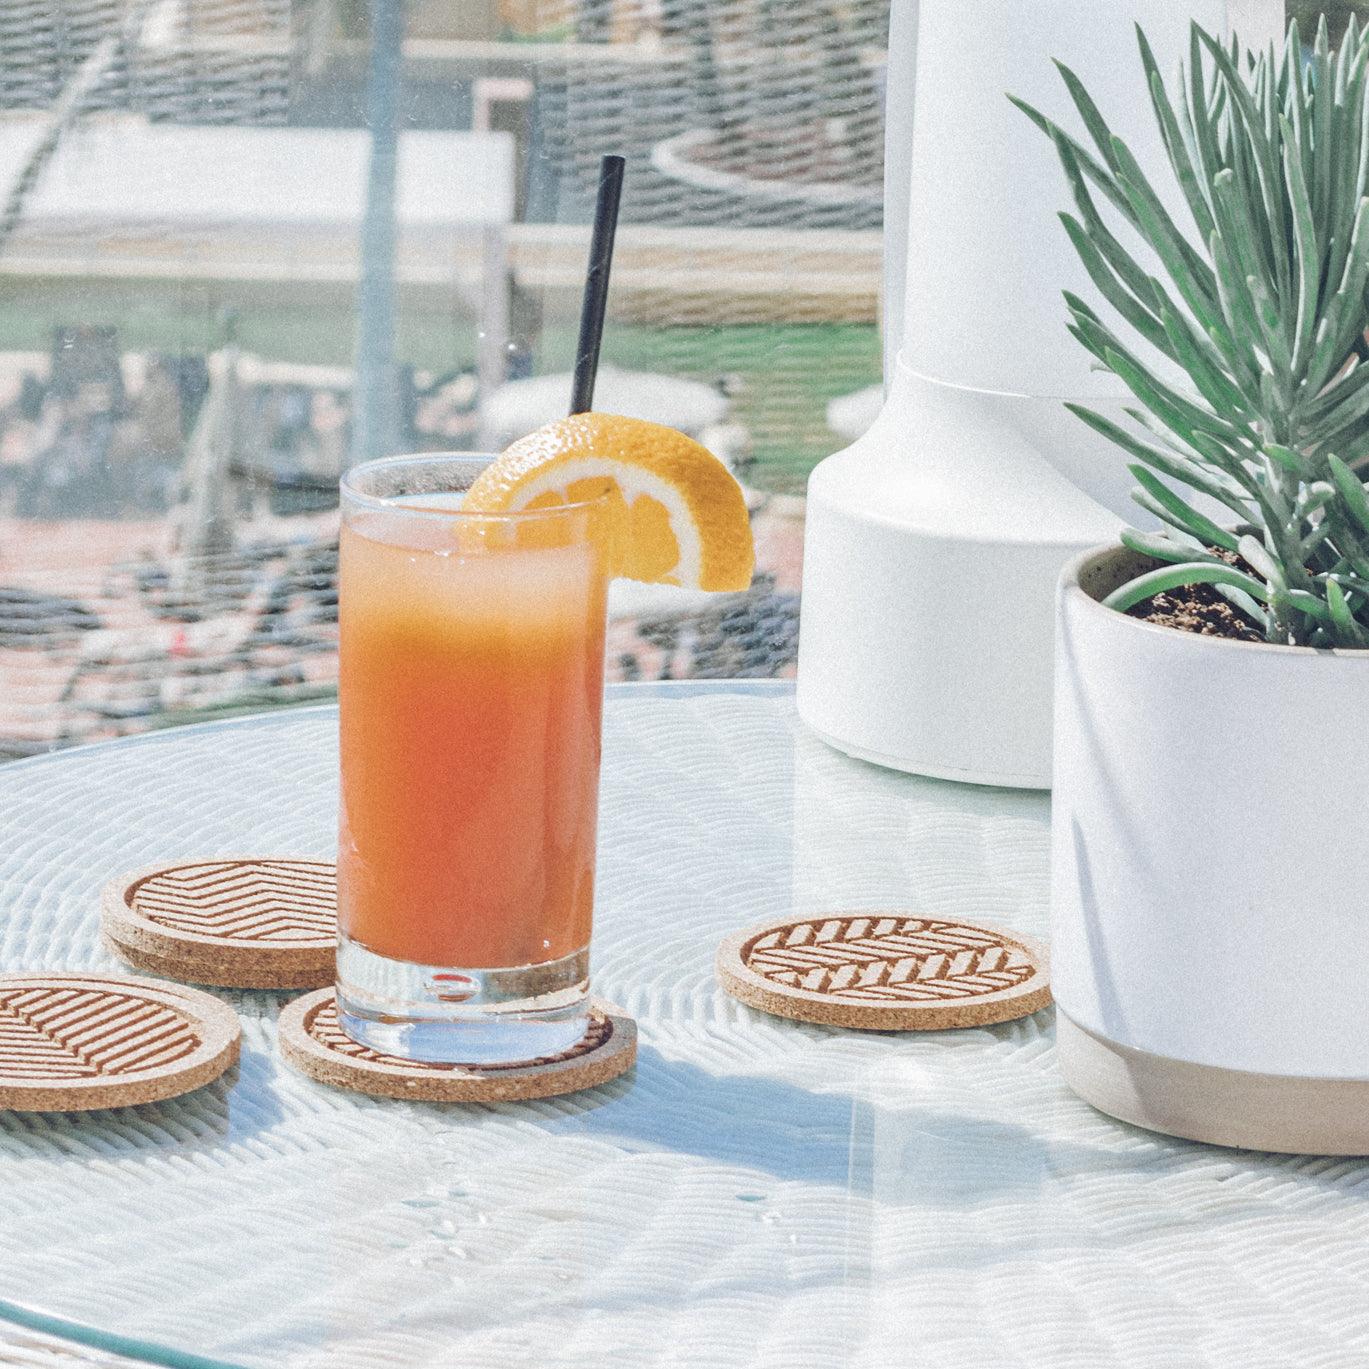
[569,154,626,415]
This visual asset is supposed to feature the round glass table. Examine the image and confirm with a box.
[0,682,1364,1368]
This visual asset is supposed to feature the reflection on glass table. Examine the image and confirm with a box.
[0,683,1364,1368]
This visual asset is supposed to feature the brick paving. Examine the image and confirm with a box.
[0,492,804,759]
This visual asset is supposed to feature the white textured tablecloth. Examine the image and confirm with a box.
[0,683,1366,1368]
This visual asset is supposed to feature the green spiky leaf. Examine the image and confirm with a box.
[1020,18,1369,647]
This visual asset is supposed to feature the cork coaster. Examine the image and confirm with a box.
[102,858,336,990]
[279,989,636,1103]
[717,912,1051,1030]
[0,972,240,1111]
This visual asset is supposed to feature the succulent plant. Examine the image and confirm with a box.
[1015,18,1369,647]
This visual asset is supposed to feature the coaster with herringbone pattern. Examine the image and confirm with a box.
[717,913,1051,1030]
[102,858,336,990]
[0,972,240,1110]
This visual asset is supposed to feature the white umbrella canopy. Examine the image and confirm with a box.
[481,365,729,451]
[825,382,883,443]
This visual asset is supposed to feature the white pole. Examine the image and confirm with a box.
[879,0,918,393]
[477,225,510,437]
[350,0,403,468]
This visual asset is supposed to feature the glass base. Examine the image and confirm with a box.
[335,934,591,1065]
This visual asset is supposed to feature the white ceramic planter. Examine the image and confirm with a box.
[1052,545,1369,1153]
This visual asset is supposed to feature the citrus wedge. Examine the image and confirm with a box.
[463,413,754,591]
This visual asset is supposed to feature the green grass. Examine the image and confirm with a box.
[0,294,482,374]
[548,321,880,493]
[0,288,879,494]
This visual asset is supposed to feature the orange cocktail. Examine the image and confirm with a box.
[336,455,609,1064]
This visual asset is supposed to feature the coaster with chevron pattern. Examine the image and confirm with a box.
[279,989,636,1103]
[102,858,336,990]
[0,972,240,1111]
[717,912,1051,1030]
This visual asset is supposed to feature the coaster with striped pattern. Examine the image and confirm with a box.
[0,972,240,1111]
[717,912,1051,1030]
[279,990,636,1103]
[102,858,336,990]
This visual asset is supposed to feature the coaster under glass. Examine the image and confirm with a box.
[335,935,592,1065]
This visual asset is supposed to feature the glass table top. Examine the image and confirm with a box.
[0,682,1365,1368]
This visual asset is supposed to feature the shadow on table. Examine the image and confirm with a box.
[469,1041,1369,1320]
[532,1042,1121,1197]
[0,1042,286,1156]
[539,1041,1369,1207]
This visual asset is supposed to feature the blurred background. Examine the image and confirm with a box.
[0,0,1360,758]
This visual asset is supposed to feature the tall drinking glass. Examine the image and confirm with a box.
[337,455,611,1064]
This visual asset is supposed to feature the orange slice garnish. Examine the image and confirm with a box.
[462,413,754,591]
